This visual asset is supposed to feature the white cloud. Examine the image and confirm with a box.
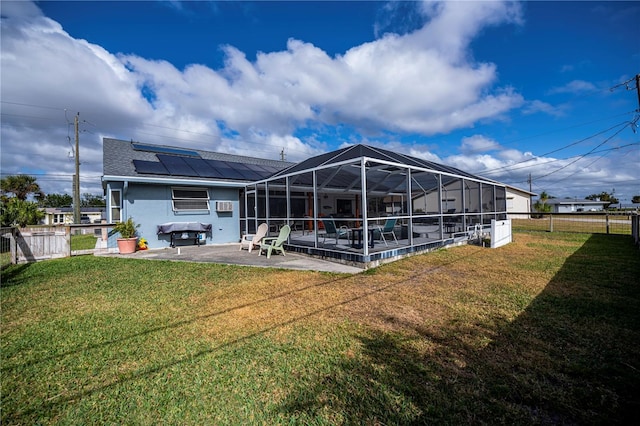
[548,80,598,95]
[459,135,501,154]
[522,100,567,117]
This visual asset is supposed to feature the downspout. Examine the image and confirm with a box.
[122,180,129,220]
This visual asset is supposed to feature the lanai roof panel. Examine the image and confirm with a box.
[270,144,491,183]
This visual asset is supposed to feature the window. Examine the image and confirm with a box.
[53,214,64,224]
[172,187,210,212]
[506,197,514,210]
[110,189,121,222]
[336,199,353,215]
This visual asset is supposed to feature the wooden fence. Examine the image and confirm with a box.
[1,224,113,266]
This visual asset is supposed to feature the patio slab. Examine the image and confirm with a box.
[101,243,364,274]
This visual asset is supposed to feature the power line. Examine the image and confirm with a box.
[546,151,612,185]
[489,142,639,187]
[533,124,630,181]
[494,142,638,176]
[0,100,66,111]
[0,112,64,122]
[463,111,635,155]
[479,120,630,176]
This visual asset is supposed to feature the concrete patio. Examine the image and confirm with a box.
[101,243,364,274]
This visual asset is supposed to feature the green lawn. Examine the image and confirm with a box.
[2,231,639,424]
[70,233,97,251]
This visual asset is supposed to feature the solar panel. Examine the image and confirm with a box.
[132,143,200,157]
[157,154,198,176]
[248,163,284,180]
[183,157,224,178]
[214,161,247,180]
[257,164,284,177]
[133,160,169,175]
[229,163,264,181]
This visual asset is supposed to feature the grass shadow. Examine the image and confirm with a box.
[0,263,33,287]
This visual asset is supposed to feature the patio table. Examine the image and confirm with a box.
[350,227,375,249]
[444,222,458,234]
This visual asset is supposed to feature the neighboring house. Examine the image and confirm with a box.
[102,138,291,249]
[408,182,534,218]
[545,199,608,213]
[41,207,105,225]
[505,185,537,219]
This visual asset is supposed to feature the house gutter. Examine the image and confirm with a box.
[101,175,249,188]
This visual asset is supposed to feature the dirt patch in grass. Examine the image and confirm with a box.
[185,233,572,349]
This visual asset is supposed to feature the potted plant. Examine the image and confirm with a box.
[113,217,139,254]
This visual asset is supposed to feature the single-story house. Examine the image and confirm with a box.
[41,207,105,225]
[102,138,292,249]
[505,185,537,219]
[545,198,607,213]
[103,139,525,266]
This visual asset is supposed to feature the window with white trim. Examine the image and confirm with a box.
[110,189,122,222]
[172,187,210,212]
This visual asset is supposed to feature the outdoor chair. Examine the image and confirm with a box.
[239,223,268,253]
[321,219,350,246]
[377,218,399,246]
[259,225,291,259]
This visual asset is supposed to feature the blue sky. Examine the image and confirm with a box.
[1,1,639,203]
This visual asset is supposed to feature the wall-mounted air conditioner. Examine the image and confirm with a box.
[215,201,233,212]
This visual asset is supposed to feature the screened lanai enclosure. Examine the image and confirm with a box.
[241,144,507,266]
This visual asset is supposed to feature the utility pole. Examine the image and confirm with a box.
[528,173,533,216]
[73,112,81,224]
[635,74,640,110]
[610,73,640,115]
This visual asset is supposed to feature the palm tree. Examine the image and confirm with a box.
[534,191,552,213]
[0,174,44,201]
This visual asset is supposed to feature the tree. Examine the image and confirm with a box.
[586,191,619,208]
[1,174,45,226]
[533,191,552,213]
[632,195,640,204]
[0,197,44,227]
[39,193,73,208]
[0,174,44,201]
[81,193,105,207]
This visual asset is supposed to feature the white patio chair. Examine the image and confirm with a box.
[239,223,268,253]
